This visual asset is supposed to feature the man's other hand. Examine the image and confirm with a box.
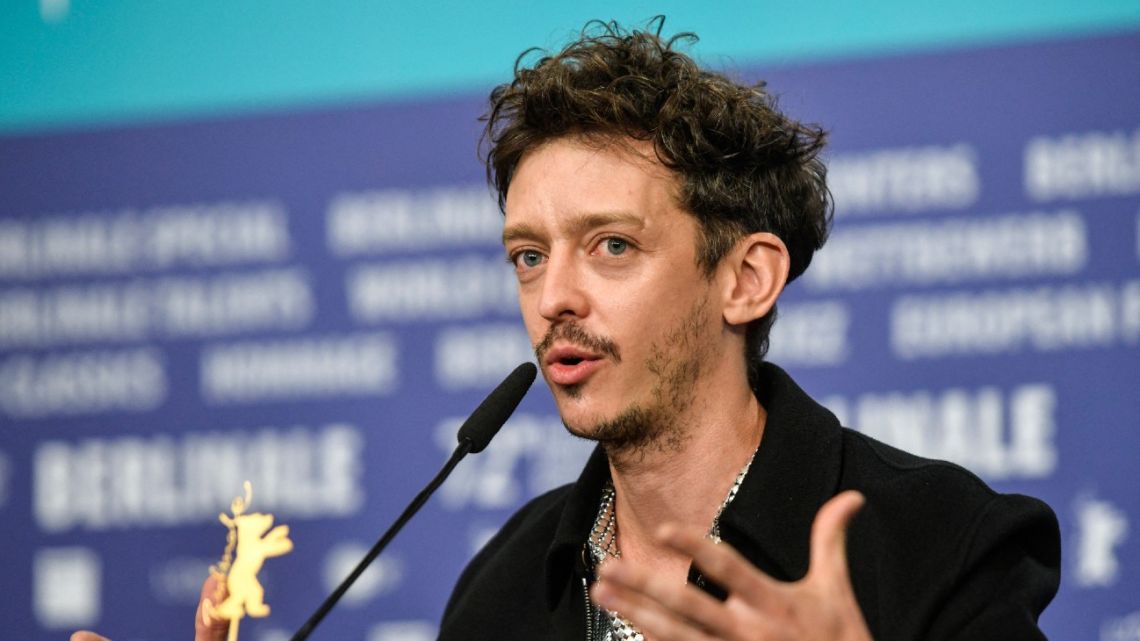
[591,490,873,641]
[71,572,231,641]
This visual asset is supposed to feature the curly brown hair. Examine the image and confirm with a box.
[484,18,832,380]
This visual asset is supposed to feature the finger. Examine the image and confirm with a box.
[595,558,740,638]
[71,633,111,641]
[658,523,779,602]
[807,490,865,582]
[196,573,230,641]
[592,564,719,641]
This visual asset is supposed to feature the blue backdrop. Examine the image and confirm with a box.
[2,26,1138,641]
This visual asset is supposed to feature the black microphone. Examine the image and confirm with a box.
[289,362,538,641]
[457,362,538,452]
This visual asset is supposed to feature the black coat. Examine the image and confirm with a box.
[440,363,1060,640]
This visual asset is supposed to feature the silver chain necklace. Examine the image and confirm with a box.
[586,451,757,641]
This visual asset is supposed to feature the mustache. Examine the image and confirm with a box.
[534,322,621,363]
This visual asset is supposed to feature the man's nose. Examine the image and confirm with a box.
[537,253,590,321]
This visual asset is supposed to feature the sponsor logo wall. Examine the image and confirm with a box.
[1,31,1137,641]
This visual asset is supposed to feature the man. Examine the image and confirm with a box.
[436,20,1059,641]
[74,20,1059,641]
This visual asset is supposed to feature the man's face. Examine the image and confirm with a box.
[502,137,728,453]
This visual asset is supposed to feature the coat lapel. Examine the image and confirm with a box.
[718,363,845,581]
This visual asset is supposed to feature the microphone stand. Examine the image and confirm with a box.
[289,438,474,641]
[287,362,535,640]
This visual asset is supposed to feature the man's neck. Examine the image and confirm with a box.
[606,383,765,570]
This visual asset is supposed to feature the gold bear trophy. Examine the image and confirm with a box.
[203,481,294,641]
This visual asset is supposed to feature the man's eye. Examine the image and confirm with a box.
[516,250,544,268]
[604,238,628,255]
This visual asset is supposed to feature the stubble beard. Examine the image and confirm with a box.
[558,295,715,464]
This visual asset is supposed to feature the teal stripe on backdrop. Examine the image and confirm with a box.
[3,0,1140,134]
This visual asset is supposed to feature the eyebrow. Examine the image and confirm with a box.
[501,211,644,245]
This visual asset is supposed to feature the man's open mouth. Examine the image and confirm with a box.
[544,347,605,386]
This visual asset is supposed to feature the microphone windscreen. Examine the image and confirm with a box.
[457,362,538,453]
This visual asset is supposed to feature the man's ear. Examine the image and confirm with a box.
[721,232,790,326]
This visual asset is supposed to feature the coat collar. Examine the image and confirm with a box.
[717,362,844,581]
[541,362,844,607]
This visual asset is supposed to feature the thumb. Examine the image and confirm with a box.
[71,633,111,641]
[807,490,865,582]
[196,572,231,641]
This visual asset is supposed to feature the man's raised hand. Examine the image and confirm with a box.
[590,490,873,641]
